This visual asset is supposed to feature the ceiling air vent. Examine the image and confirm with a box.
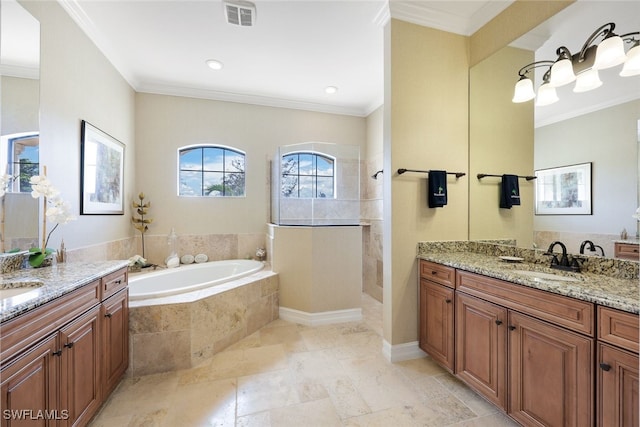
[224,1,256,27]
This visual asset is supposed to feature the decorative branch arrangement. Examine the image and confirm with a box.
[131,192,153,259]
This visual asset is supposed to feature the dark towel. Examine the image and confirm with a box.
[500,174,521,209]
[428,170,447,208]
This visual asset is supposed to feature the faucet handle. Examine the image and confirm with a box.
[543,252,559,265]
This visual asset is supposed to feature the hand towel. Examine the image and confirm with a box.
[500,174,521,209]
[428,170,447,208]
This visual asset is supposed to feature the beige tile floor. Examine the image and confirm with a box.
[90,294,520,427]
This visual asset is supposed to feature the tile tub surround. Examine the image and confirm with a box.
[417,241,639,314]
[128,269,279,376]
[0,260,129,322]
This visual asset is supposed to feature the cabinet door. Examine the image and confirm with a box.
[0,334,59,427]
[419,279,455,371]
[102,288,129,397]
[455,292,507,409]
[509,311,594,427]
[59,306,101,427]
[597,343,639,427]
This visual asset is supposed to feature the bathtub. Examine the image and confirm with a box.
[129,259,265,301]
[127,259,279,376]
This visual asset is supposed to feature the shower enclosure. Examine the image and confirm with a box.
[269,142,362,322]
[271,142,360,226]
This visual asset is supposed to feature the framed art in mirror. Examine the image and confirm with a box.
[534,162,592,215]
[80,120,124,214]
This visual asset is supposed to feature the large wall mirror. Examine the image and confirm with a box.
[1,0,40,252]
[470,1,640,259]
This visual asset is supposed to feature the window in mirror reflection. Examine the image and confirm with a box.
[2,132,39,193]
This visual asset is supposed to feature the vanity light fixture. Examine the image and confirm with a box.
[512,22,639,105]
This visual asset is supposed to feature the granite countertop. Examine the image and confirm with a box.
[0,260,129,323]
[418,251,639,314]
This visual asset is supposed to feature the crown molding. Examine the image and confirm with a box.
[389,0,514,36]
[535,93,640,128]
[0,64,39,79]
[57,0,139,89]
[136,82,371,117]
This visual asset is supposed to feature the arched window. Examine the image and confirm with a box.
[281,152,335,198]
[178,145,245,197]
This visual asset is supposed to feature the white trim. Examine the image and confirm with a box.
[278,306,362,327]
[381,339,427,363]
[0,64,39,80]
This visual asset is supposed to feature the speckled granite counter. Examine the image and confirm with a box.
[417,244,639,314]
[0,260,129,323]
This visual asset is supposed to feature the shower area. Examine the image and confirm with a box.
[269,142,363,324]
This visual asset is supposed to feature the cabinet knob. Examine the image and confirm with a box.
[445,299,452,304]
[52,349,62,357]
[105,313,113,318]
[115,279,122,284]
[508,325,516,331]
[495,320,503,326]
[599,363,612,371]
[431,271,437,275]
[64,342,74,348]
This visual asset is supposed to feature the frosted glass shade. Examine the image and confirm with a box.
[550,58,576,87]
[536,83,559,106]
[594,35,626,69]
[573,69,602,92]
[620,43,640,77]
[512,78,535,103]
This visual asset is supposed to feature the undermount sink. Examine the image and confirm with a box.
[513,270,581,283]
[0,279,45,300]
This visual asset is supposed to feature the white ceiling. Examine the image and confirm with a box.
[52,0,514,117]
[2,0,637,121]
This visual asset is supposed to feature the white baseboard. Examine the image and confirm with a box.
[279,306,362,326]
[382,340,427,362]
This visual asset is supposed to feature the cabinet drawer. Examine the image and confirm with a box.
[456,270,594,336]
[598,306,639,353]
[615,243,639,261]
[420,260,455,288]
[102,267,128,300]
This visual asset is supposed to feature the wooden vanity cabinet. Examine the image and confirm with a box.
[0,267,129,427]
[596,307,639,427]
[101,288,129,398]
[614,242,639,261]
[419,261,456,372]
[455,292,507,410]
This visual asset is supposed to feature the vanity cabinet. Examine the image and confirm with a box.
[455,292,507,410]
[418,261,455,372]
[420,260,600,427]
[0,266,129,427]
[614,242,639,261]
[596,306,639,427]
[101,288,129,397]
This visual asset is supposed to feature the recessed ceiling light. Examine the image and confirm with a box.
[206,59,224,70]
[325,86,338,94]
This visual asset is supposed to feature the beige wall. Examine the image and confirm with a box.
[385,19,470,346]
[469,46,534,247]
[21,0,136,253]
[135,93,366,238]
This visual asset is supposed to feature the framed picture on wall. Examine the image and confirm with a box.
[534,162,592,215]
[80,120,125,215]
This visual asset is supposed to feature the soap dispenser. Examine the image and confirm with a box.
[165,228,179,268]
